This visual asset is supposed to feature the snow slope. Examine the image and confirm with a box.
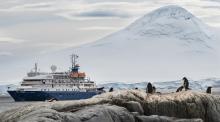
[54,5,220,82]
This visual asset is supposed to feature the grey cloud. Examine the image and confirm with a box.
[82,0,150,3]
[201,0,220,2]
[202,5,220,9]
[21,4,52,9]
[0,11,64,27]
[76,10,131,18]
[0,52,12,56]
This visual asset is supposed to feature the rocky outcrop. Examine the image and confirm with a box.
[0,90,219,122]
[136,115,203,122]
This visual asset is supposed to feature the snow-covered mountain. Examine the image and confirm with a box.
[50,5,220,82]
[127,5,213,43]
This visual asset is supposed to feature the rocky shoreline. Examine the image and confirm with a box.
[0,90,220,122]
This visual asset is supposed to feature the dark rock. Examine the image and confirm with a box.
[136,115,203,122]
[125,101,144,115]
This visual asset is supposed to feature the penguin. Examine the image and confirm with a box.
[176,86,184,92]
[206,86,212,94]
[109,87,114,92]
[182,77,190,90]
[176,77,190,92]
[147,82,153,93]
[152,86,156,93]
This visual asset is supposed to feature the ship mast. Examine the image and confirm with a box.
[71,54,79,72]
[34,63,38,73]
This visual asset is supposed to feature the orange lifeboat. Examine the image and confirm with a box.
[70,72,78,78]
[70,72,86,78]
[78,72,86,78]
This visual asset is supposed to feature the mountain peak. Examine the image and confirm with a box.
[146,5,193,20]
[126,5,212,42]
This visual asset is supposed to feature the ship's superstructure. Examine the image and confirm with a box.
[7,54,103,101]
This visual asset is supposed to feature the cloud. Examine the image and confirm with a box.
[0,2,57,12]
[14,3,52,9]
[79,26,118,30]
[0,11,64,27]
[202,5,220,9]
[75,9,130,18]
[0,37,25,43]
[0,52,13,56]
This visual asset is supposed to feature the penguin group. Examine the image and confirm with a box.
[107,77,213,94]
[175,77,212,94]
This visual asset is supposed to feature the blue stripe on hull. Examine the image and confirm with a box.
[7,91,98,101]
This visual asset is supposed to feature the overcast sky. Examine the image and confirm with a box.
[0,0,220,84]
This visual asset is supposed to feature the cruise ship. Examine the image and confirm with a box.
[7,54,104,101]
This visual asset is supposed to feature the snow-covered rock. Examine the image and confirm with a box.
[0,90,220,122]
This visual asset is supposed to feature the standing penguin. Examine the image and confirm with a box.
[176,86,184,92]
[152,86,156,93]
[146,82,153,93]
[176,77,190,92]
[109,87,114,92]
[182,77,190,91]
[206,86,212,94]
